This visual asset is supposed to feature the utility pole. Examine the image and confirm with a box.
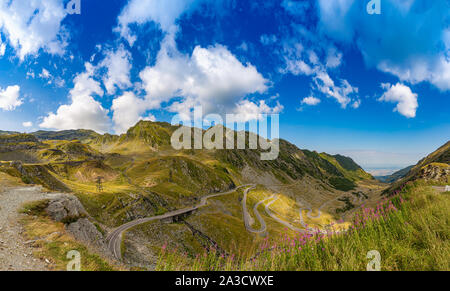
[96,176,104,192]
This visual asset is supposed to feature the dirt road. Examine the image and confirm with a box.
[0,186,57,271]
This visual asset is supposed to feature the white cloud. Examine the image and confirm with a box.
[115,0,201,44]
[326,47,342,69]
[260,34,278,46]
[142,114,156,122]
[0,0,68,59]
[139,33,270,120]
[22,121,33,128]
[234,100,283,122]
[301,96,321,106]
[313,70,358,108]
[351,99,361,109]
[285,59,314,76]
[0,85,22,111]
[99,46,133,95]
[318,0,450,91]
[378,83,418,118]
[40,63,111,133]
[280,35,358,109]
[26,70,35,79]
[39,68,51,79]
[111,91,148,134]
[0,42,5,57]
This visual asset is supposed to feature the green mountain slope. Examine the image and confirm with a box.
[387,141,450,194]
[0,130,20,136]
[31,129,100,142]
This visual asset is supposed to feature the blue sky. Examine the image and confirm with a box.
[0,0,449,174]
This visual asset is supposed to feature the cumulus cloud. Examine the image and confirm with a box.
[318,0,450,91]
[0,85,22,111]
[0,0,68,59]
[234,100,283,122]
[98,46,133,95]
[378,83,418,118]
[301,96,321,106]
[139,33,270,120]
[111,92,148,134]
[40,63,111,133]
[22,121,32,128]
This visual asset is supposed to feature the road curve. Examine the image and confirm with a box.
[244,194,276,233]
[264,195,306,232]
[106,184,254,261]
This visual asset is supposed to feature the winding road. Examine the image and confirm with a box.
[242,187,370,235]
[242,186,276,234]
[106,184,254,261]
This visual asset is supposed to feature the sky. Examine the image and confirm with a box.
[0,0,449,174]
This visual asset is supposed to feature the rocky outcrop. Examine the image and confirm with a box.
[418,164,449,182]
[66,218,105,249]
[46,195,88,223]
[0,134,43,153]
[8,161,71,192]
[45,195,107,252]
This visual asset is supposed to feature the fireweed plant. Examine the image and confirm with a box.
[156,181,449,271]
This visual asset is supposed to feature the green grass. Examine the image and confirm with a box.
[156,180,449,271]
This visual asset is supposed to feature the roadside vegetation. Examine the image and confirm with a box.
[19,200,119,271]
[156,180,449,271]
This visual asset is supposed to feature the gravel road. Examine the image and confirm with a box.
[0,186,55,271]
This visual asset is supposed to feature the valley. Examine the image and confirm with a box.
[0,122,447,270]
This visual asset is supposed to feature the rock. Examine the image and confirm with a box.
[66,218,106,250]
[45,194,107,252]
[45,195,88,223]
[419,164,450,182]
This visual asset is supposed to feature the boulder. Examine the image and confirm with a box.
[46,195,87,223]
[66,218,105,250]
[45,194,108,251]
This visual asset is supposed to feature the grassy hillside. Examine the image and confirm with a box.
[0,130,20,136]
[387,141,450,194]
[31,129,100,142]
[157,180,449,271]
[0,122,382,269]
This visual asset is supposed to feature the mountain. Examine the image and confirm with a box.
[31,129,100,142]
[375,165,414,183]
[386,141,450,194]
[0,121,378,229]
[0,130,20,136]
[0,121,382,269]
[1,121,374,193]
